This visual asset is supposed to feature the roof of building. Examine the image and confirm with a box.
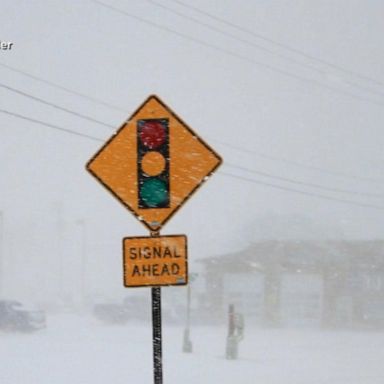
[199,240,384,273]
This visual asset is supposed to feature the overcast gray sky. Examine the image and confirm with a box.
[1,0,384,300]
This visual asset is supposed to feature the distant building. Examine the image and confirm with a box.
[198,240,384,328]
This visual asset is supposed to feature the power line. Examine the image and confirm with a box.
[0,108,103,142]
[2,78,381,197]
[0,3,379,193]
[1,106,382,211]
[169,0,384,89]
[0,61,126,113]
[0,4,380,186]
[213,139,384,184]
[2,61,380,187]
[147,0,325,75]
[2,63,380,186]
[90,1,384,110]
[148,0,384,101]
[2,77,380,197]
[0,52,380,187]
[0,82,115,129]
[219,171,384,211]
[225,163,384,198]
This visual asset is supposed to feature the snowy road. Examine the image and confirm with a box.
[0,314,382,384]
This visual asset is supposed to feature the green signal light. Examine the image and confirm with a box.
[140,179,168,208]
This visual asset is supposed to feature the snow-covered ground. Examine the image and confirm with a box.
[0,314,382,384]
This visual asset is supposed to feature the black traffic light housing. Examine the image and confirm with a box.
[137,118,170,209]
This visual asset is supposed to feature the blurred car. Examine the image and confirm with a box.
[124,295,183,324]
[93,303,130,324]
[0,300,46,332]
[123,296,150,321]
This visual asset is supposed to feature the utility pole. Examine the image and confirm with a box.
[182,281,192,352]
[55,203,64,303]
[183,272,198,353]
[76,219,87,308]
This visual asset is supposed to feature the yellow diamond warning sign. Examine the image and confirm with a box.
[123,235,188,287]
[86,95,222,231]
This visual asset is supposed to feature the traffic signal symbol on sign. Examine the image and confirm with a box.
[138,119,170,209]
[86,95,222,231]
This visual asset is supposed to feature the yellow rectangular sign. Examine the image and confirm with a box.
[123,235,188,287]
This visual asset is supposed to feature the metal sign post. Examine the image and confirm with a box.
[152,286,163,384]
[86,95,222,384]
[150,230,163,384]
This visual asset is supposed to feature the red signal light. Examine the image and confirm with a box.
[139,120,167,149]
